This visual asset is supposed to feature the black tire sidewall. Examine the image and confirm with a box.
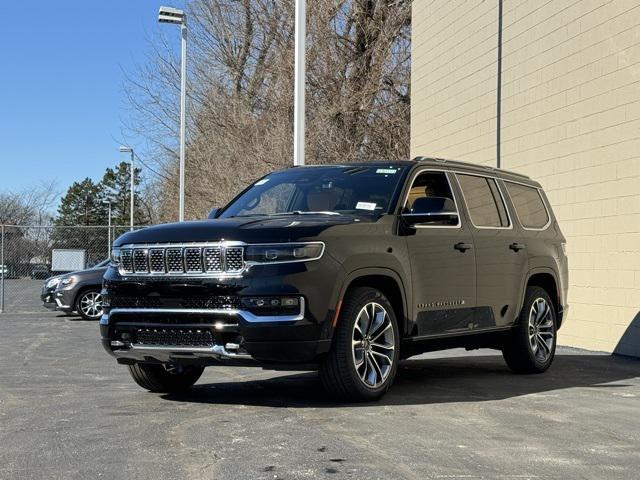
[128,363,204,393]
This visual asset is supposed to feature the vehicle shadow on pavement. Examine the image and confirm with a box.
[161,353,640,408]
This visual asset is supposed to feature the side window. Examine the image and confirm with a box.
[505,182,550,229]
[404,171,458,226]
[457,174,510,228]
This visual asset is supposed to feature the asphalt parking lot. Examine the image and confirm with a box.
[1,312,639,480]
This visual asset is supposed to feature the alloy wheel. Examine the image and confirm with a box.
[352,302,395,388]
[528,297,555,362]
[80,292,103,319]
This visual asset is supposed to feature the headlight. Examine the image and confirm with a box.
[60,276,77,288]
[110,248,121,267]
[245,242,324,264]
[45,277,61,289]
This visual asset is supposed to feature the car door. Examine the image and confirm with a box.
[453,173,528,328]
[401,170,477,336]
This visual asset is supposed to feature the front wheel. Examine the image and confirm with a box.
[503,286,557,374]
[127,363,204,393]
[75,290,104,320]
[320,287,400,402]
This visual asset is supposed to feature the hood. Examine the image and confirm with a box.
[62,266,108,280]
[113,215,372,246]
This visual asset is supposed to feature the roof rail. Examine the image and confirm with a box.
[411,156,530,180]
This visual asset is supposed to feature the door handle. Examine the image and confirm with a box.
[509,243,526,252]
[454,242,473,252]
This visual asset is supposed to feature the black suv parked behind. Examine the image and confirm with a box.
[101,158,568,401]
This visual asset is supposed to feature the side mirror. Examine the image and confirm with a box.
[207,207,220,219]
[402,196,458,226]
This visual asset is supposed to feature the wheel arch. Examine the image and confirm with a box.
[336,268,409,336]
[520,268,561,328]
[72,283,103,311]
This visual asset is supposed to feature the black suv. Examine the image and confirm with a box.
[101,158,568,401]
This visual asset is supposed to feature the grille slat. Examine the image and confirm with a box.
[226,247,244,272]
[166,248,184,273]
[149,249,165,273]
[133,249,149,273]
[184,248,203,273]
[121,250,133,273]
[118,244,245,276]
[203,247,222,272]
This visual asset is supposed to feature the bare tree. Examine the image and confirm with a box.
[0,181,59,226]
[124,0,410,221]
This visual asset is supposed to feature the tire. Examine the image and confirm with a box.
[320,287,400,402]
[127,363,205,393]
[502,286,557,374]
[75,289,104,320]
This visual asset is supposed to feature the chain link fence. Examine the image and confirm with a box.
[0,225,131,314]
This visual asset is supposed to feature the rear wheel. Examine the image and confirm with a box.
[503,286,557,373]
[320,287,400,402]
[127,363,204,393]
[75,290,104,320]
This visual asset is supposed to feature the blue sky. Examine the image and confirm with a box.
[0,0,184,204]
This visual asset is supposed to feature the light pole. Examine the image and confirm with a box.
[294,0,306,166]
[102,199,113,257]
[158,6,187,221]
[119,146,135,231]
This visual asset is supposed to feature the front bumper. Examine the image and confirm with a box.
[100,254,343,366]
[100,304,332,365]
[40,292,58,310]
[52,289,75,313]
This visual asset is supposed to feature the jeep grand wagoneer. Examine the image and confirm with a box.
[101,158,568,401]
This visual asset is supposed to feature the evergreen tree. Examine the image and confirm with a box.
[52,178,109,264]
[100,161,149,226]
[55,178,106,226]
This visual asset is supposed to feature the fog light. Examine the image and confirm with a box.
[281,297,299,307]
[242,296,301,313]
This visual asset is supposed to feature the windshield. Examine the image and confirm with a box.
[219,165,408,218]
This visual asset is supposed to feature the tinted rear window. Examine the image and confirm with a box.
[505,182,550,229]
[457,174,509,228]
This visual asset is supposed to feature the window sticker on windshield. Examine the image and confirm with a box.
[255,178,269,186]
[356,202,377,211]
[376,168,397,175]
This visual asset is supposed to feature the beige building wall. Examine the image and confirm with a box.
[411,0,640,355]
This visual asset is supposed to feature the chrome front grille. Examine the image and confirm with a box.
[118,243,246,276]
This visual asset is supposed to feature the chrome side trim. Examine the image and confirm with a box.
[102,298,305,324]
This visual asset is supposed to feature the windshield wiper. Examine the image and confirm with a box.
[269,211,341,216]
[228,214,270,218]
